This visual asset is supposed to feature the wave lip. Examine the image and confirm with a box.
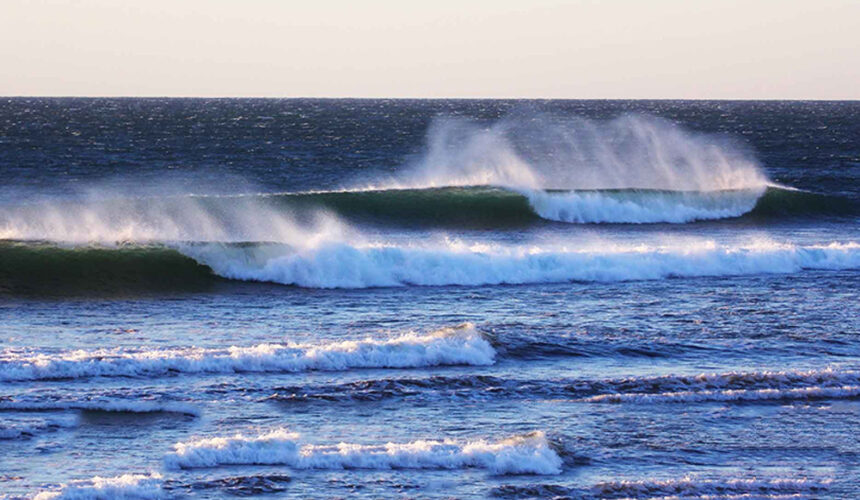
[0,324,494,382]
[593,476,831,498]
[33,473,164,500]
[164,429,562,475]
[187,240,860,289]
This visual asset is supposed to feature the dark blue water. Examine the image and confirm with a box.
[1,99,859,499]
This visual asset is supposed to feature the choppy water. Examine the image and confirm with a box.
[1,99,858,499]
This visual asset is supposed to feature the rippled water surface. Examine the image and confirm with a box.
[1,99,858,499]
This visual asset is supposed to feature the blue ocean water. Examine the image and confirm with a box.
[0,99,858,499]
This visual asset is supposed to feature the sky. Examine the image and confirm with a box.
[1,0,857,99]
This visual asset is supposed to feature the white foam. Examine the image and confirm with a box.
[184,240,860,288]
[32,473,164,500]
[164,429,562,475]
[0,399,200,416]
[0,324,493,381]
[593,477,831,498]
[525,188,764,224]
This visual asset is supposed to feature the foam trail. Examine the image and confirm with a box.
[525,188,765,224]
[165,429,562,475]
[0,399,200,416]
[184,240,860,288]
[593,477,831,498]
[33,473,164,500]
[0,324,494,381]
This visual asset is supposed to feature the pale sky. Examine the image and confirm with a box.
[1,0,858,99]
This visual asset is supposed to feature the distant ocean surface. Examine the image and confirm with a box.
[1,99,858,499]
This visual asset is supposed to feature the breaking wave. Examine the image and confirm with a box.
[164,428,562,475]
[33,473,164,500]
[0,324,494,381]
[6,238,858,294]
[185,239,860,288]
[261,184,855,226]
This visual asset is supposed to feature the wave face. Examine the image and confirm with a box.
[0,324,493,381]
[33,473,164,500]
[164,429,562,475]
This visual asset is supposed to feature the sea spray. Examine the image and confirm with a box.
[373,114,770,192]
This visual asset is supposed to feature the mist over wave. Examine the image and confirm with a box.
[0,113,830,240]
[373,114,770,192]
[0,190,352,245]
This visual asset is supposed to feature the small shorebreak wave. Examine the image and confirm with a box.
[163,428,562,475]
[0,324,494,381]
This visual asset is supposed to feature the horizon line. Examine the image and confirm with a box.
[2,95,858,102]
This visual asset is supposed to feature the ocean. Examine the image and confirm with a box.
[0,98,858,499]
